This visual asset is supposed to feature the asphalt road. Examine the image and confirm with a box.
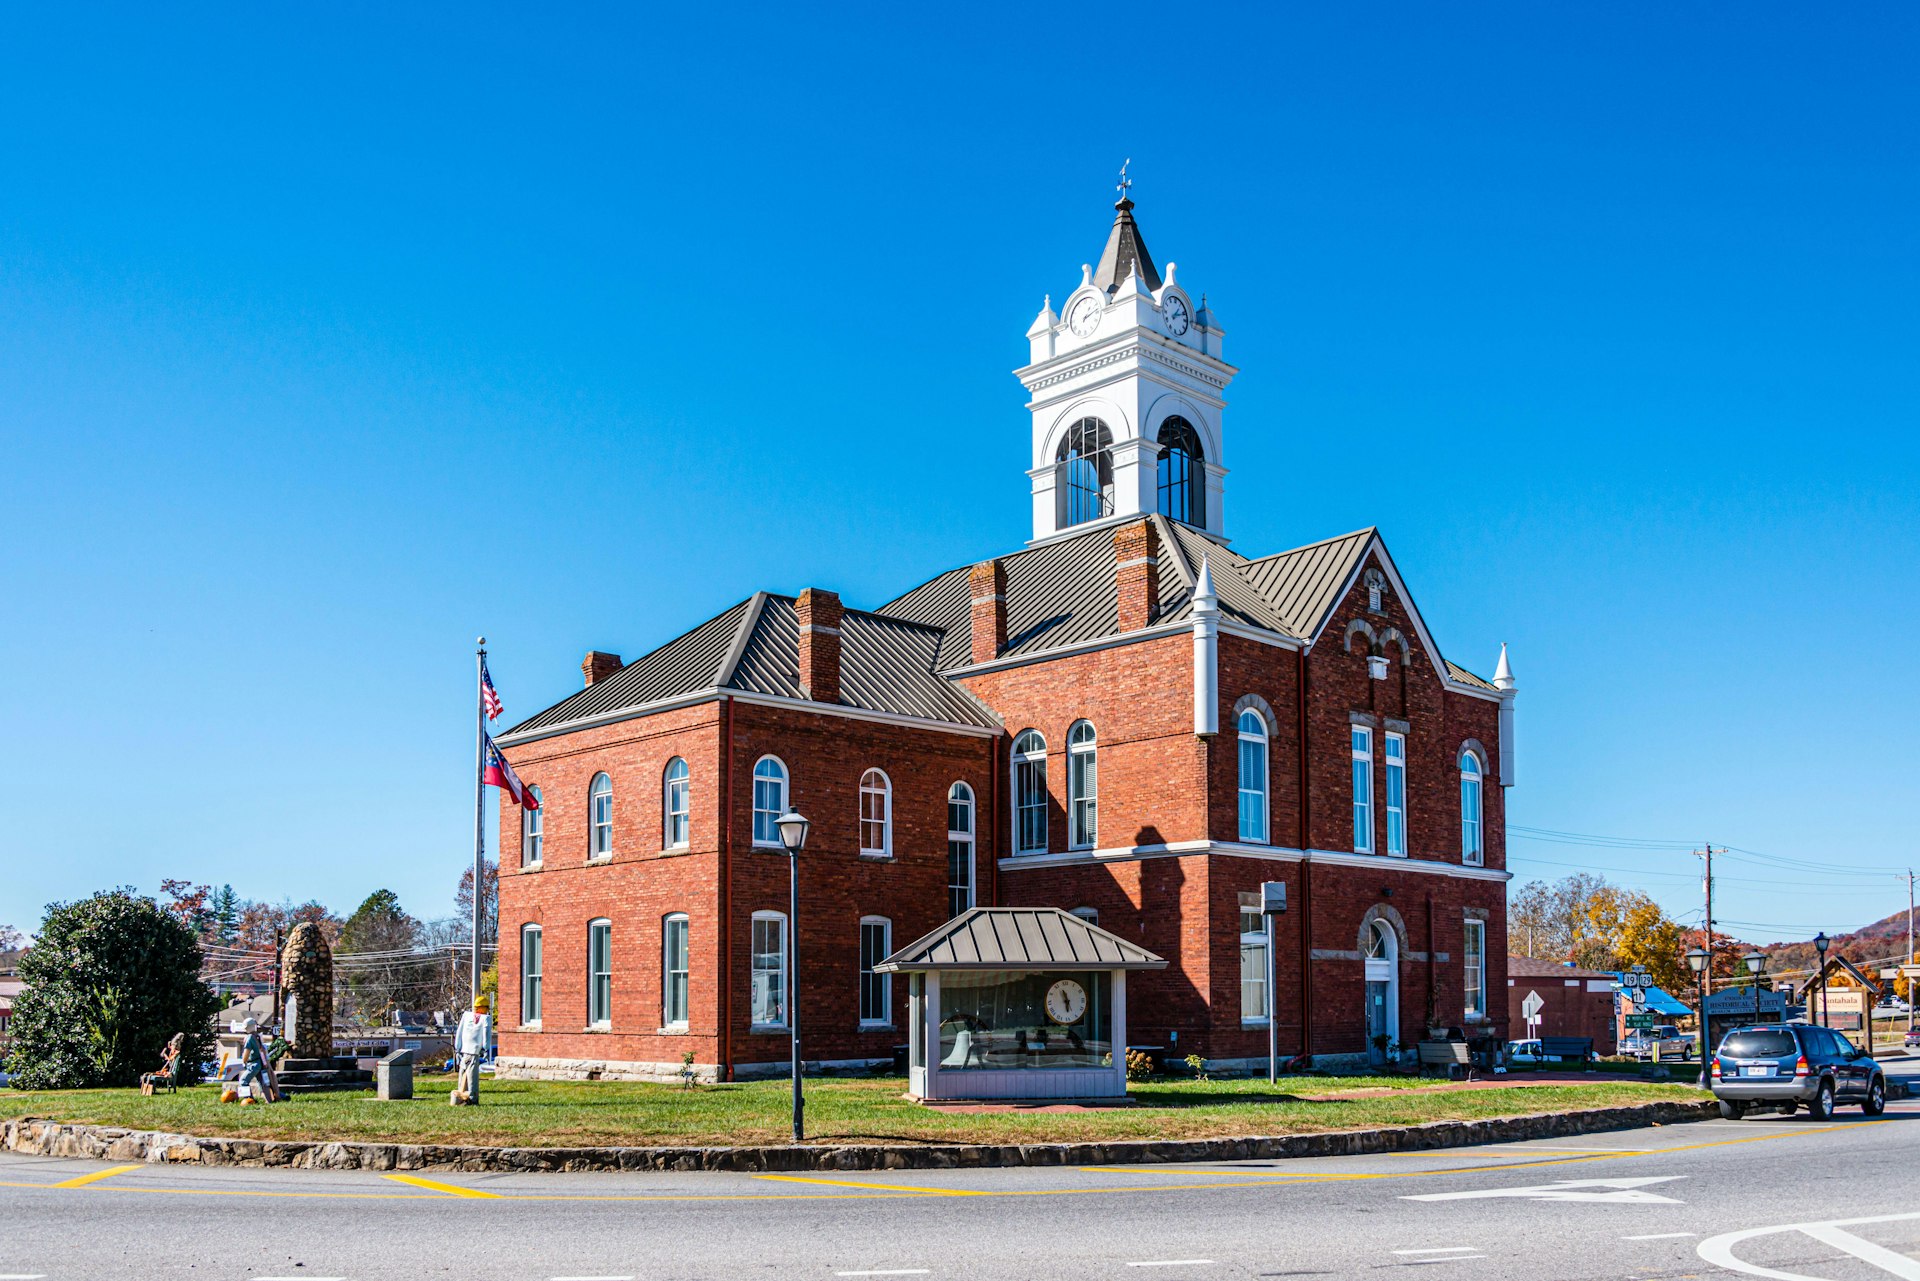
[6,1063,1920,1281]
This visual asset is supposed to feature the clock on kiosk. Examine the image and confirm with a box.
[1044,978,1088,1025]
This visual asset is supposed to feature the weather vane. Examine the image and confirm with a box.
[1117,157,1133,201]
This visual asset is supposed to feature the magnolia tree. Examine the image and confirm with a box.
[5,890,219,1089]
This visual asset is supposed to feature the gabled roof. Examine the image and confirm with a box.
[875,907,1166,972]
[499,594,1000,740]
[1093,198,1161,294]
[1508,957,1614,980]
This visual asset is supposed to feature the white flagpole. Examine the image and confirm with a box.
[472,637,487,1004]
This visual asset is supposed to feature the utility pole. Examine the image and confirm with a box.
[1697,844,1716,998]
[1907,869,1914,1038]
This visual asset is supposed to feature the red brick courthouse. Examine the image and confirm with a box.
[493,197,1517,1081]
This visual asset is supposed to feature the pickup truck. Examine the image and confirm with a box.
[1621,1025,1692,1060]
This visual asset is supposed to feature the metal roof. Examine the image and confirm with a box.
[1093,198,1161,294]
[875,907,1167,972]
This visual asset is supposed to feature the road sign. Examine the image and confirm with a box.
[1625,1013,1657,1029]
[1521,990,1545,1020]
[1632,987,1648,1010]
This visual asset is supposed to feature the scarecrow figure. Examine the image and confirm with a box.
[451,994,491,1106]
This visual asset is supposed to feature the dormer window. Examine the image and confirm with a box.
[1365,568,1387,614]
[1155,417,1205,528]
[1056,418,1114,529]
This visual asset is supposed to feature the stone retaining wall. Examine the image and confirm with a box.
[0,1098,1716,1174]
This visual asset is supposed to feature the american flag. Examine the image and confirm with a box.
[480,657,503,720]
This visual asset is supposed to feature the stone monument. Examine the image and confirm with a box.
[280,922,334,1060]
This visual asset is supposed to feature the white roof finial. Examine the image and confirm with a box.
[1194,554,1217,612]
[1493,642,1515,691]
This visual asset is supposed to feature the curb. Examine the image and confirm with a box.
[0,1098,1718,1174]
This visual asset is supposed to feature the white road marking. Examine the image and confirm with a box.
[1406,1176,1685,1204]
[834,1272,931,1277]
[0,1275,49,1280]
[1393,1248,1482,1255]
[1699,1210,1920,1280]
[1125,1263,1217,1269]
[1497,1145,1654,1154]
[553,1276,638,1280]
[1624,1232,1697,1240]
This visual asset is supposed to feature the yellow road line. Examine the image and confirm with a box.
[755,1174,985,1195]
[52,1164,141,1190]
[382,1173,502,1199]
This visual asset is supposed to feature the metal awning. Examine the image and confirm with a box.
[875,907,1166,973]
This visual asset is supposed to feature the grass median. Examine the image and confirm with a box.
[1,1074,1700,1149]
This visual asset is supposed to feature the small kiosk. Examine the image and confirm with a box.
[875,907,1166,1101]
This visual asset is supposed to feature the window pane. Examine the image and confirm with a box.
[1015,756,1048,854]
[859,921,891,1024]
[1353,758,1372,853]
[935,971,1111,1070]
[1238,735,1267,842]
[522,928,542,1024]
[588,922,611,1025]
[1385,736,1405,858]
[664,917,689,1027]
[1464,921,1485,1018]
[752,917,786,1026]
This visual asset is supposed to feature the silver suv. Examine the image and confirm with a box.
[1621,1024,1691,1060]
[1711,1024,1885,1120]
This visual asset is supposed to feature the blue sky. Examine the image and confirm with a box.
[2,6,1915,944]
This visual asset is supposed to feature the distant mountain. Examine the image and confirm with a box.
[1754,908,1914,976]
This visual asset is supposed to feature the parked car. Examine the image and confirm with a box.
[1506,1038,1600,1066]
[1620,1025,1692,1060]
[1711,1023,1885,1120]
[1903,1026,1920,1051]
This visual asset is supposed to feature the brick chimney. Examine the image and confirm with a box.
[1114,519,1161,632]
[582,650,623,686]
[969,558,1007,664]
[795,588,843,704]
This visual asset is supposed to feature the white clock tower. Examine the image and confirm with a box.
[1016,175,1238,543]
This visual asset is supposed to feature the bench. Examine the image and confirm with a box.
[1538,1036,1593,1068]
[1417,1041,1471,1079]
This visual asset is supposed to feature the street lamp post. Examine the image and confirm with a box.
[1812,931,1830,1029]
[776,810,811,1143]
[1744,949,1768,1027]
[1686,946,1711,1070]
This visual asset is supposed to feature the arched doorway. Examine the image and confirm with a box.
[1363,921,1399,1064]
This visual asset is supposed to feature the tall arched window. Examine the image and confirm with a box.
[1155,416,1206,527]
[1460,750,1484,866]
[1237,709,1269,843]
[1067,720,1098,849]
[1055,417,1114,528]
[947,782,975,918]
[859,769,892,857]
[523,786,544,866]
[1012,730,1049,855]
[1351,728,1374,854]
[751,756,788,847]
[663,757,691,849]
[587,918,612,1026]
[588,773,614,860]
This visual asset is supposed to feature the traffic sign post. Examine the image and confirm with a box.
[1262,882,1286,1085]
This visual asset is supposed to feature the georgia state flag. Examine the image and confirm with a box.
[483,734,538,810]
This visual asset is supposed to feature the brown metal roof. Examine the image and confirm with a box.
[875,907,1166,972]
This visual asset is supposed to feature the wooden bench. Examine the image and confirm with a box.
[1417,1040,1471,1079]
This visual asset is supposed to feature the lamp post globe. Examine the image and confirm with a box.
[1685,947,1709,974]
[776,811,809,1142]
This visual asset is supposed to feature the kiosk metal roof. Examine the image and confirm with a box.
[875,907,1166,972]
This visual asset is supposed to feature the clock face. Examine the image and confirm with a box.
[1068,295,1102,337]
[1163,294,1191,336]
[1044,978,1089,1025]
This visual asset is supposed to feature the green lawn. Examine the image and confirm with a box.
[0,1073,1701,1149]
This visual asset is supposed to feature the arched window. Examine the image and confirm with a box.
[750,911,787,1028]
[523,786,544,866]
[1070,906,1100,925]
[859,769,892,857]
[1351,727,1374,854]
[858,916,892,1026]
[1155,416,1206,527]
[588,773,613,859]
[947,783,975,918]
[1012,730,1049,855]
[1460,750,1484,866]
[586,918,612,1026]
[662,913,690,1029]
[751,756,788,847]
[1237,709,1269,843]
[520,924,542,1025]
[1055,417,1114,528]
[1067,721,1098,849]
[1384,731,1406,858]
[663,758,691,849]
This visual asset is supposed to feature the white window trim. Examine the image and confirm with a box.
[751,755,789,850]
[1352,727,1374,855]
[662,912,690,1031]
[1067,720,1098,851]
[586,918,612,1029]
[1463,918,1487,1022]
[523,786,544,867]
[1384,731,1407,858]
[663,758,691,851]
[750,910,788,1029]
[1239,906,1270,1026]
[1237,710,1269,844]
[858,768,893,858]
[1070,905,1099,925]
[588,773,614,862]
[1460,750,1484,867]
[947,782,975,917]
[520,924,542,1028]
[1011,730,1049,856]
[858,914,892,1027]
